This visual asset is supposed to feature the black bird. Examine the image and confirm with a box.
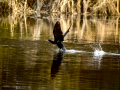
[48,21,71,51]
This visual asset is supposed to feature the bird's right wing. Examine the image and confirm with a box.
[63,24,72,37]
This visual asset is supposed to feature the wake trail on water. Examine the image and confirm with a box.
[56,43,120,56]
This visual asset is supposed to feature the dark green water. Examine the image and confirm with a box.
[0,14,120,90]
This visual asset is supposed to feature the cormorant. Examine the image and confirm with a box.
[48,21,71,51]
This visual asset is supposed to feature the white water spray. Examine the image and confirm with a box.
[92,43,105,57]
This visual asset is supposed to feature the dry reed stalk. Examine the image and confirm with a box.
[77,0,80,13]
[8,0,35,15]
[24,0,27,12]
[51,0,73,13]
[117,0,119,13]
[3,0,120,15]
[92,0,118,15]
[83,0,90,14]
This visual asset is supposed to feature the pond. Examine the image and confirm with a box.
[0,13,120,90]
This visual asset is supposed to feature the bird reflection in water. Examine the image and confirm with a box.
[51,51,65,78]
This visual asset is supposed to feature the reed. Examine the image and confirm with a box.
[117,0,120,13]
[1,0,120,15]
[0,1,12,12]
[50,0,120,15]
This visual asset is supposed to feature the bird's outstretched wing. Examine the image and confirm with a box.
[63,24,72,37]
[53,21,64,42]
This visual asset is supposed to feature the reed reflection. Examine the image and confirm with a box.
[1,12,120,45]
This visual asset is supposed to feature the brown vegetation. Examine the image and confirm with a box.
[0,0,120,15]
[0,1,12,14]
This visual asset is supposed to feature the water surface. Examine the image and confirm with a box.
[0,13,120,90]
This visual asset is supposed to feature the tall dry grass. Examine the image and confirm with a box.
[50,0,119,15]
[1,0,119,15]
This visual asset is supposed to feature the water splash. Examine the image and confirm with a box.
[90,43,105,56]
[65,49,86,54]
[55,43,120,56]
[93,50,105,56]
[56,49,85,54]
